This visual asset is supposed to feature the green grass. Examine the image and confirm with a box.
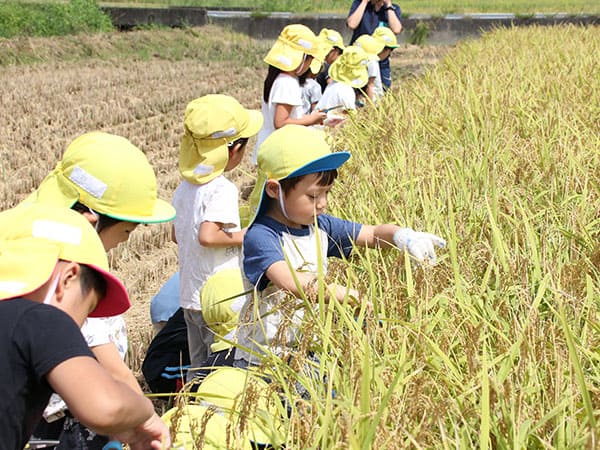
[97,0,600,15]
[0,0,113,37]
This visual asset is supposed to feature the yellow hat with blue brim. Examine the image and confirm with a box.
[200,267,249,352]
[354,34,385,60]
[319,28,345,52]
[21,132,176,224]
[243,125,350,227]
[162,404,251,449]
[179,94,263,185]
[193,367,287,447]
[264,24,320,72]
[0,204,130,317]
[372,26,400,48]
[328,45,371,88]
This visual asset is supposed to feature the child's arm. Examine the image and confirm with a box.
[91,342,144,394]
[48,356,170,447]
[199,221,246,247]
[265,260,359,304]
[274,103,326,128]
[355,224,446,264]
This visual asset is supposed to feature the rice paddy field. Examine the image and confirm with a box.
[1,22,599,449]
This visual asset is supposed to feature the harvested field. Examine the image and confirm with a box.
[0,26,449,372]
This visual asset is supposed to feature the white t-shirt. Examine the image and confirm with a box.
[82,316,128,358]
[172,177,242,310]
[252,73,304,164]
[315,81,356,112]
[367,60,384,99]
[301,78,322,115]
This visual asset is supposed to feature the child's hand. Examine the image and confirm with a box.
[393,228,446,265]
[308,109,327,125]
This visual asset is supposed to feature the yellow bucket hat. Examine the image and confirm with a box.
[200,267,249,353]
[193,367,286,447]
[243,125,350,227]
[354,34,385,60]
[328,45,371,88]
[264,24,320,72]
[309,36,332,75]
[179,94,263,185]
[162,404,250,450]
[318,28,345,51]
[372,26,400,48]
[22,132,175,224]
[0,205,130,317]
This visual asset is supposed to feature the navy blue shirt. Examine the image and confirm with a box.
[0,298,94,450]
[348,1,402,44]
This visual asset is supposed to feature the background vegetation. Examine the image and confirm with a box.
[92,0,600,14]
[0,7,598,449]
[1,0,598,38]
[0,0,112,37]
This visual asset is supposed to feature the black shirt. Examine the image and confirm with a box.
[0,298,94,450]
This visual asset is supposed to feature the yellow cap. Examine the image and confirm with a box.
[328,45,371,88]
[354,34,385,60]
[200,268,249,352]
[162,404,251,449]
[243,125,350,227]
[264,24,320,72]
[193,367,286,446]
[309,37,331,75]
[179,95,263,185]
[372,26,399,48]
[318,28,345,51]
[22,132,175,224]
[0,205,130,317]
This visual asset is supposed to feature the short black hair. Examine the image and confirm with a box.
[79,264,108,301]
[71,201,124,233]
[279,169,338,194]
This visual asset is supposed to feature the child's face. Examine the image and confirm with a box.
[295,55,314,76]
[225,141,247,171]
[98,221,139,251]
[39,262,102,326]
[378,48,393,60]
[271,173,333,228]
[326,48,342,65]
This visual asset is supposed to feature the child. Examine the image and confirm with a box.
[315,28,345,93]
[372,26,400,66]
[21,131,175,448]
[0,204,170,450]
[354,34,386,101]
[235,125,446,367]
[300,63,323,115]
[315,46,371,123]
[346,0,402,89]
[251,24,328,164]
[172,94,262,381]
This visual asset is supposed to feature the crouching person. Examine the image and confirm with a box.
[0,204,170,450]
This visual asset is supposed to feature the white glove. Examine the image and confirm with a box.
[393,228,446,265]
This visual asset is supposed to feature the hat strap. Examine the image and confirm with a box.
[277,185,291,221]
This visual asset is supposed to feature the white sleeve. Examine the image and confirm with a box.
[270,75,302,107]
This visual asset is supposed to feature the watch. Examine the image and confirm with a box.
[385,6,395,11]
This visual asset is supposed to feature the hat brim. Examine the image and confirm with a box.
[249,151,351,227]
[0,239,60,301]
[240,110,264,139]
[264,41,308,72]
[103,198,176,224]
[329,65,369,88]
[86,264,131,318]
